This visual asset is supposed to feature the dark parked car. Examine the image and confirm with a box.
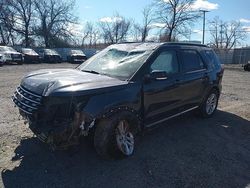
[67,49,87,63]
[243,61,250,71]
[21,48,40,63]
[38,49,62,63]
[0,54,4,66]
[0,46,23,65]
[12,42,224,159]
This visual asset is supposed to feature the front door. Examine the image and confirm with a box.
[143,48,183,126]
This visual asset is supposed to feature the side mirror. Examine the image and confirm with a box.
[144,70,168,82]
[150,70,168,80]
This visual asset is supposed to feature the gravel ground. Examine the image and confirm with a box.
[0,63,249,188]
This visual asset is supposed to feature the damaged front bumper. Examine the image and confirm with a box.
[13,86,95,150]
[26,111,95,150]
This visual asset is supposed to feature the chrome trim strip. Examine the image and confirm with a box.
[146,106,199,128]
[185,69,206,74]
[15,89,40,104]
[12,97,33,115]
[12,95,37,110]
[19,86,42,99]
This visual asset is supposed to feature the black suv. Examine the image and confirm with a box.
[12,42,223,159]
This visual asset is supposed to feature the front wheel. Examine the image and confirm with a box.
[94,111,139,159]
[199,89,219,118]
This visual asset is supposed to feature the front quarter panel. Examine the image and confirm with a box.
[82,82,142,119]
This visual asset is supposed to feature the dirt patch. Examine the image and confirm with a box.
[0,64,249,188]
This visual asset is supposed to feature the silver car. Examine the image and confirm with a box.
[0,46,23,65]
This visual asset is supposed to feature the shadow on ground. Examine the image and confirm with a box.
[2,110,250,188]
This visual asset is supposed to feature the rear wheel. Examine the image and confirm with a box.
[94,111,139,159]
[199,89,219,118]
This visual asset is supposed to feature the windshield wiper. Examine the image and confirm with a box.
[81,69,100,74]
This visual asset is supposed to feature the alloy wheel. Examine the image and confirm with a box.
[206,93,217,115]
[115,120,134,156]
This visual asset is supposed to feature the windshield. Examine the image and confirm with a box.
[71,50,84,55]
[78,46,152,80]
[22,48,37,55]
[44,49,59,55]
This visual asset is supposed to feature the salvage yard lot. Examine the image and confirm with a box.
[0,63,249,188]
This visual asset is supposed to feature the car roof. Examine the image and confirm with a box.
[111,42,164,51]
[113,42,209,51]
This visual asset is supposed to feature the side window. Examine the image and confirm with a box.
[181,50,205,72]
[150,50,179,74]
[204,50,221,69]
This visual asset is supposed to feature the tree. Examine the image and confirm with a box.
[99,14,131,44]
[208,17,220,48]
[209,17,246,50]
[7,0,34,47]
[134,6,153,42]
[154,0,198,41]
[0,0,16,45]
[81,22,100,48]
[34,0,77,47]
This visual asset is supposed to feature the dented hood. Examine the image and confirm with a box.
[21,69,128,96]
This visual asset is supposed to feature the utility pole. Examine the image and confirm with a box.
[200,10,209,44]
[220,23,223,48]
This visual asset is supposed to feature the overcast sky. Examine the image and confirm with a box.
[73,0,250,45]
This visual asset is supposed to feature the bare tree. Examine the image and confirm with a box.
[154,0,198,41]
[209,17,220,48]
[81,22,91,46]
[134,6,153,42]
[6,0,35,47]
[99,14,131,44]
[81,22,100,48]
[0,0,16,45]
[223,21,246,49]
[34,0,77,47]
[209,17,246,50]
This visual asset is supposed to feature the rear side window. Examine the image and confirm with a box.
[150,50,179,74]
[204,50,221,69]
[181,50,205,72]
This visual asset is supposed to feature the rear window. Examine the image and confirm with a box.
[204,50,221,69]
[181,50,205,72]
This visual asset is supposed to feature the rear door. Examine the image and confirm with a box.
[178,49,209,109]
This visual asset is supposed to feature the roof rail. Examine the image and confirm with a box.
[163,42,207,47]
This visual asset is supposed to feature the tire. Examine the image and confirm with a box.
[247,65,250,71]
[94,111,140,159]
[198,89,219,118]
[244,64,250,71]
[244,65,247,71]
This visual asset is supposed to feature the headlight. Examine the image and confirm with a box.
[5,54,11,58]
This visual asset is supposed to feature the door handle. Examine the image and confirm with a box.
[175,79,181,84]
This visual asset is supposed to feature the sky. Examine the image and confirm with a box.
[73,0,250,45]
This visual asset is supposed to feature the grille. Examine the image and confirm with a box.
[12,86,42,115]
[11,53,22,60]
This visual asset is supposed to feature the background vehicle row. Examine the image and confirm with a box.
[0,46,88,65]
